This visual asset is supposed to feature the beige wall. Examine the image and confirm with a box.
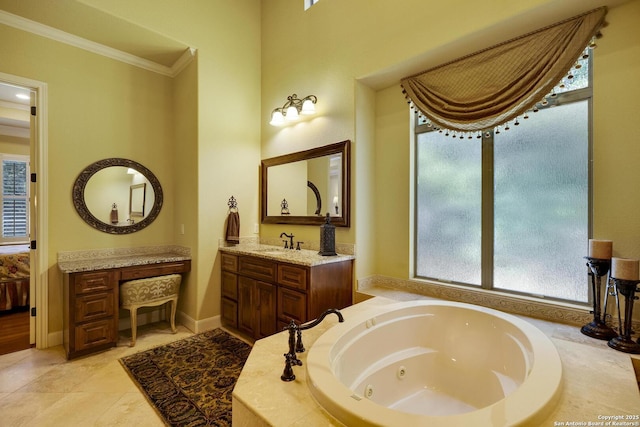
[0,0,262,337]
[370,1,640,279]
[2,0,637,339]
[0,136,30,156]
[77,0,262,325]
[261,0,640,299]
[592,2,640,259]
[172,55,199,321]
[0,23,177,333]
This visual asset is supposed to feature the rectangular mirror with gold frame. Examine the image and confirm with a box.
[261,140,350,226]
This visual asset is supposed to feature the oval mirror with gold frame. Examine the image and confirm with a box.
[72,158,163,234]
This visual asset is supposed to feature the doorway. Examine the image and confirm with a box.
[0,75,47,355]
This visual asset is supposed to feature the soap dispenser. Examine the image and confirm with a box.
[318,213,337,256]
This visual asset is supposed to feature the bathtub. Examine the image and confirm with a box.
[306,300,562,427]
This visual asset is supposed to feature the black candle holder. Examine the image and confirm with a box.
[580,257,617,340]
[607,278,640,354]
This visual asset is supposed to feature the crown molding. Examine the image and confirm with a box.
[0,10,195,78]
[171,47,197,76]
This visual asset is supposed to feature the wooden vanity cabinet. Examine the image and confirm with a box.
[221,252,353,339]
[62,259,191,359]
[63,270,118,359]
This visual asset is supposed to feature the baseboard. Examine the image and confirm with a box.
[177,310,221,333]
[47,330,63,347]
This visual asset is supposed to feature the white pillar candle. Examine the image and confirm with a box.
[611,257,639,280]
[588,239,612,259]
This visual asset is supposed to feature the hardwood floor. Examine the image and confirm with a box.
[0,309,30,355]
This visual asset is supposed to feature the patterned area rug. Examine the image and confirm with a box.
[120,328,252,426]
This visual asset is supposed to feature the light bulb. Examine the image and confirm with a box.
[270,110,285,126]
[285,106,299,121]
[301,99,316,115]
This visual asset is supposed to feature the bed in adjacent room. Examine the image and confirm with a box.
[0,244,30,313]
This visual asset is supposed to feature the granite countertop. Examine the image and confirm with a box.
[232,292,640,426]
[57,245,191,273]
[218,243,355,267]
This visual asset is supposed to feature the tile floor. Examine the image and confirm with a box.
[0,322,196,426]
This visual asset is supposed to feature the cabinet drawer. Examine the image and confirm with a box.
[278,287,307,323]
[75,292,115,323]
[238,256,276,282]
[120,261,190,280]
[221,253,238,272]
[74,319,115,351]
[222,271,238,300]
[74,271,114,294]
[278,264,308,291]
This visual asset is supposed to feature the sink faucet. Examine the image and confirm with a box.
[280,308,344,381]
[280,232,294,249]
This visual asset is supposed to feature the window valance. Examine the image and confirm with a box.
[400,7,607,133]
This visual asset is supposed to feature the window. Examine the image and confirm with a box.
[1,155,30,244]
[304,0,320,10]
[414,58,591,304]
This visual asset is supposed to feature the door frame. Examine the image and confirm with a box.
[0,71,48,349]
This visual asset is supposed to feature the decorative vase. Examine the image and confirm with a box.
[318,213,337,256]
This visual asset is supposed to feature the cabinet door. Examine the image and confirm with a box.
[238,276,255,337]
[221,271,238,300]
[278,287,307,324]
[255,281,276,339]
[221,297,238,328]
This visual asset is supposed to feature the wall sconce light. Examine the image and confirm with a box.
[270,93,317,126]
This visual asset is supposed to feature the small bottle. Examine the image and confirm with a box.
[318,213,337,256]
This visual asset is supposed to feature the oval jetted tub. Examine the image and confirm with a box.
[306,300,562,427]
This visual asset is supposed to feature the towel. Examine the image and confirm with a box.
[226,211,240,244]
[110,203,119,224]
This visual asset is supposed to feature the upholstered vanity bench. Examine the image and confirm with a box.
[58,246,191,359]
[120,273,182,347]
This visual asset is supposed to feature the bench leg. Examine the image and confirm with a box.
[130,307,138,347]
[170,298,178,333]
